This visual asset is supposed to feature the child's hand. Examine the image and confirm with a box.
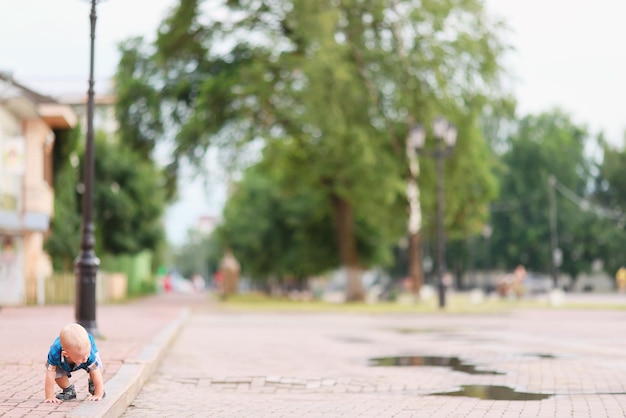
[86,395,103,401]
[44,397,62,404]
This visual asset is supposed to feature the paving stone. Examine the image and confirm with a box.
[7,292,626,417]
[0,293,201,417]
[121,297,626,417]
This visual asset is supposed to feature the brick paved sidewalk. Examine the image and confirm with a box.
[6,292,626,417]
[0,292,206,418]
[123,304,626,417]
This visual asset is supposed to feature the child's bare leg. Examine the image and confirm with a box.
[55,376,70,389]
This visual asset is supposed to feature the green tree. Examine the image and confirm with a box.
[45,127,82,271]
[490,110,594,279]
[89,133,166,255]
[114,38,178,200]
[591,138,626,276]
[46,123,167,272]
[215,164,339,288]
[213,138,404,289]
[116,0,510,300]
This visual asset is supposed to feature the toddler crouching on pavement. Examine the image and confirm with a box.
[44,323,106,403]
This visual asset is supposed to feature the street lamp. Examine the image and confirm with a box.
[75,0,103,335]
[414,116,457,308]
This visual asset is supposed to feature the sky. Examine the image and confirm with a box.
[1,0,625,245]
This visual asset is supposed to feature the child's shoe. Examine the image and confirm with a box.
[55,384,76,401]
[88,379,106,398]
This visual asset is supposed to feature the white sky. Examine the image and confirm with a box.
[1,0,625,244]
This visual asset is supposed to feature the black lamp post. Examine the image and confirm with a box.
[413,116,457,308]
[75,0,102,335]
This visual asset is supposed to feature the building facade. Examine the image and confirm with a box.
[0,73,76,305]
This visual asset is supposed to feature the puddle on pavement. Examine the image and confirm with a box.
[368,356,504,375]
[525,353,557,359]
[393,327,454,334]
[334,336,372,344]
[430,384,552,401]
[391,328,495,343]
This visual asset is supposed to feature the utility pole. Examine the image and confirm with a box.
[548,175,560,287]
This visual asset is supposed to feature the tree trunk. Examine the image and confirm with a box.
[406,137,423,299]
[408,231,423,297]
[331,194,364,302]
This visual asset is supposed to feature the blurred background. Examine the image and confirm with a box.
[1,0,625,306]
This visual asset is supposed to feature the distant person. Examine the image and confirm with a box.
[512,265,527,298]
[616,267,626,293]
[43,323,105,403]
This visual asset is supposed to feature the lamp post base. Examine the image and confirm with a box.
[75,252,100,336]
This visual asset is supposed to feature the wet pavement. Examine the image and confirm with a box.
[122,300,626,417]
[4,293,626,417]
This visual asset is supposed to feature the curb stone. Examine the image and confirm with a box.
[66,308,190,418]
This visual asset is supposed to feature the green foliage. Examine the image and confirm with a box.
[89,132,166,255]
[100,251,155,296]
[45,127,82,271]
[419,115,500,242]
[46,125,167,272]
[596,139,626,209]
[490,110,595,276]
[591,140,626,274]
[107,0,626,285]
[114,38,163,159]
[114,38,177,200]
[116,0,511,292]
[215,162,340,281]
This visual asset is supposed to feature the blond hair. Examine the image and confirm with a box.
[59,323,90,353]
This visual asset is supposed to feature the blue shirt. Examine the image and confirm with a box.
[47,333,99,373]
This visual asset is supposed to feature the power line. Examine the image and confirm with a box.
[552,177,625,223]
[489,191,542,212]
[489,177,625,225]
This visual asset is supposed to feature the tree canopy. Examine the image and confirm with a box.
[484,110,626,284]
[90,133,166,255]
[46,127,167,270]
[114,0,511,299]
